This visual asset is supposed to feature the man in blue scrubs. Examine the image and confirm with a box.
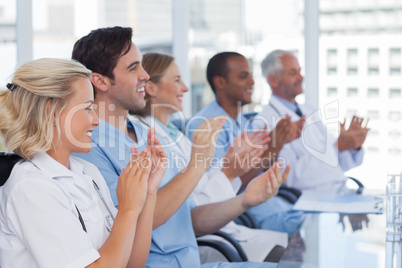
[72,27,281,267]
[186,52,304,234]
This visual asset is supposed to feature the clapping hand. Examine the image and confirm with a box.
[222,129,270,180]
[337,115,370,152]
[189,116,228,170]
[261,115,291,166]
[145,128,168,196]
[117,147,151,212]
[288,116,305,142]
[241,162,291,209]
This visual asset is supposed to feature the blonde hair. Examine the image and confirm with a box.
[130,53,175,117]
[0,58,92,159]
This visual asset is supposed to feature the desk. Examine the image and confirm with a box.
[277,212,386,268]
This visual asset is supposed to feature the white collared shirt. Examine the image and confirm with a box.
[254,94,364,191]
[0,152,117,268]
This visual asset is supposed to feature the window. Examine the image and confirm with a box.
[347,87,358,97]
[318,1,402,190]
[367,110,380,120]
[327,49,337,67]
[0,0,17,87]
[367,48,379,67]
[367,88,379,98]
[389,147,401,155]
[368,67,379,76]
[327,67,337,75]
[347,67,358,75]
[390,67,401,76]
[389,48,401,75]
[327,87,337,97]
[388,111,402,122]
[389,88,401,98]
[189,0,304,113]
[368,130,379,137]
[346,109,359,118]
[389,130,401,139]
[347,48,358,66]
[367,147,380,153]
[32,0,173,59]
[191,83,206,115]
[389,48,401,67]
[347,48,358,75]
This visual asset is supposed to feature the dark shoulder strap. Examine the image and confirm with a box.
[0,153,23,186]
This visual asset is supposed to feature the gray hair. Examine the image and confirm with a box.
[260,49,294,82]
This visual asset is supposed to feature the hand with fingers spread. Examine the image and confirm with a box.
[240,162,291,210]
[145,128,168,196]
[189,115,228,170]
[337,115,370,152]
[116,147,152,212]
[270,115,291,149]
[261,115,291,166]
[222,129,270,180]
[348,115,368,132]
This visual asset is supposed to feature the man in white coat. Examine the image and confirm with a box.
[254,49,370,192]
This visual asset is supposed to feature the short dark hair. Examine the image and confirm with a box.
[72,26,133,80]
[206,51,244,94]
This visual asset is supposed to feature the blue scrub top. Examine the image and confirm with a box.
[74,118,202,267]
[186,100,252,164]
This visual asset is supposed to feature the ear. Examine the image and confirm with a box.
[145,80,158,97]
[91,72,110,93]
[268,74,279,88]
[212,76,226,91]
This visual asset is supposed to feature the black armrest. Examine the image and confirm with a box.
[197,239,244,262]
[234,211,257,229]
[0,152,23,186]
[347,176,364,194]
[212,231,248,261]
[277,186,302,204]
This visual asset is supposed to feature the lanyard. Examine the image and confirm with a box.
[92,180,116,221]
[76,180,115,233]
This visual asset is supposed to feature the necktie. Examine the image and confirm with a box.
[295,103,303,117]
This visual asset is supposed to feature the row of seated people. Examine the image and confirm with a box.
[0,26,369,267]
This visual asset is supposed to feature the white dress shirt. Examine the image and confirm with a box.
[254,94,364,192]
[0,152,117,268]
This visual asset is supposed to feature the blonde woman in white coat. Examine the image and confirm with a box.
[0,58,166,268]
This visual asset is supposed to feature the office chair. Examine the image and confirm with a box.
[197,239,245,262]
[277,186,302,204]
[347,176,364,194]
[234,211,258,229]
[0,152,22,186]
[197,230,248,262]
[212,231,248,261]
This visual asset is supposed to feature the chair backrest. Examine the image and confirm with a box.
[0,152,23,186]
[277,186,302,204]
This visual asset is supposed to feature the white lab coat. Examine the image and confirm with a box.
[254,94,364,192]
[0,152,117,268]
[131,115,288,262]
